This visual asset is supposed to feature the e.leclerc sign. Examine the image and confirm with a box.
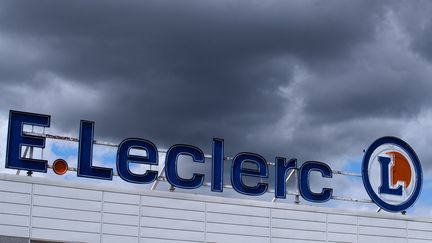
[5,110,423,213]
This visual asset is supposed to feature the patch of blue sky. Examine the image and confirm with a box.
[416,179,432,203]
[343,159,362,173]
[341,159,362,185]
[51,142,78,159]
[92,145,117,167]
[93,146,117,164]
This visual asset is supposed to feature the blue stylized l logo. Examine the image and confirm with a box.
[378,156,402,196]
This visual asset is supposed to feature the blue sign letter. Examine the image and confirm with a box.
[212,138,224,192]
[117,138,158,184]
[6,110,50,172]
[231,152,268,196]
[378,156,402,196]
[165,144,205,189]
[77,121,113,180]
[299,161,333,202]
[275,157,297,198]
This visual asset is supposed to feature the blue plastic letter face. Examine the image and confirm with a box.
[117,138,159,184]
[275,157,297,198]
[298,161,333,202]
[77,121,113,180]
[6,110,50,172]
[231,152,268,196]
[212,138,224,192]
[165,144,205,189]
[378,156,403,196]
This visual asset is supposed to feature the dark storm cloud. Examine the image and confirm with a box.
[301,53,432,124]
[2,0,432,171]
[391,0,432,62]
[0,0,385,152]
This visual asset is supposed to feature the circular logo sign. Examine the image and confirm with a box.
[362,136,422,212]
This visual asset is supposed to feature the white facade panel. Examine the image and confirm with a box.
[408,229,432,240]
[32,217,100,233]
[272,208,326,222]
[140,238,193,243]
[408,239,432,243]
[0,225,29,238]
[102,223,138,236]
[327,214,357,225]
[140,206,205,221]
[104,202,139,215]
[0,180,31,193]
[140,217,205,231]
[141,195,205,211]
[32,206,101,222]
[0,202,30,216]
[0,173,431,243]
[327,232,357,242]
[103,212,139,226]
[408,221,432,230]
[206,232,270,243]
[0,191,31,205]
[102,234,138,243]
[0,213,29,227]
[206,212,268,227]
[206,202,269,217]
[358,216,407,228]
[140,227,204,242]
[33,195,101,211]
[33,184,102,201]
[327,222,357,234]
[104,192,140,205]
[272,218,326,231]
[207,222,269,237]
[272,227,326,241]
[358,225,406,238]
[358,235,407,243]
[31,228,100,243]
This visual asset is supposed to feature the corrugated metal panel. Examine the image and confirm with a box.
[30,183,102,242]
[408,221,432,241]
[140,194,205,242]
[31,228,100,243]
[206,202,269,242]
[0,174,431,243]
[272,208,326,242]
[0,180,31,238]
[102,191,139,242]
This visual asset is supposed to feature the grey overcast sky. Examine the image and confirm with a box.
[1,0,432,213]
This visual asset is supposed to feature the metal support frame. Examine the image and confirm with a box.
[151,165,166,190]
[16,144,35,177]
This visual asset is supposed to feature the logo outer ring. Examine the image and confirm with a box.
[362,136,423,212]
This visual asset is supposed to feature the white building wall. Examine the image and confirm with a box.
[0,173,431,243]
